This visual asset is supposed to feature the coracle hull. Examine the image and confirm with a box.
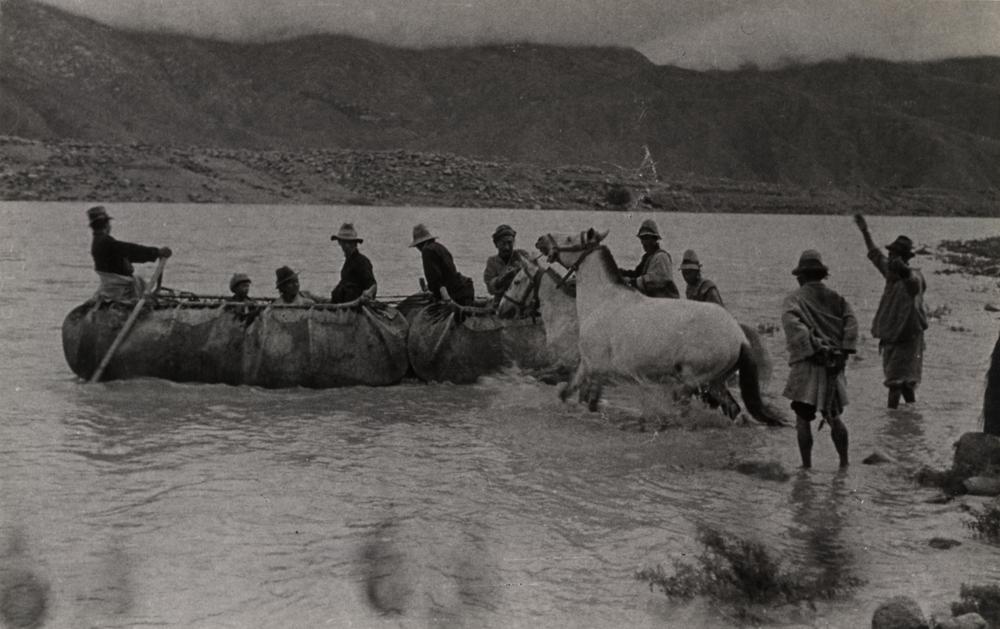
[62,300,410,387]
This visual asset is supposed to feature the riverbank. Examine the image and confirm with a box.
[2,136,997,215]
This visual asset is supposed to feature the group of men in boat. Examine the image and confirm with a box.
[85,204,927,469]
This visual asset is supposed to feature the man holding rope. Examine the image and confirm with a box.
[87,206,172,301]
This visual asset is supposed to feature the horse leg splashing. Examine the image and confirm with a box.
[539,228,785,427]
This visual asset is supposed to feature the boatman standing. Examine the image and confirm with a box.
[329,222,377,304]
[620,219,680,298]
[781,249,858,469]
[410,223,476,306]
[853,214,928,409]
[680,249,724,307]
[87,205,171,300]
[484,224,531,307]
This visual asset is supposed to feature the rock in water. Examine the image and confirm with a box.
[871,595,928,629]
[932,612,988,629]
[952,432,1000,479]
[863,451,894,465]
[962,476,1000,496]
[0,568,48,629]
[927,537,962,550]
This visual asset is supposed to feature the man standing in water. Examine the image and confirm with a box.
[781,250,858,469]
[680,249,724,307]
[853,214,928,409]
[410,224,476,306]
[329,223,377,304]
[483,224,530,308]
[87,205,172,300]
[621,219,679,298]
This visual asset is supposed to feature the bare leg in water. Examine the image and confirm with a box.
[794,404,849,469]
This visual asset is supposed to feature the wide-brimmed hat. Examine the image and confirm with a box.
[792,249,828,275]
[229,273,251,292]
[86,205,112,226]
[492,224,516,242]
[331,222,363,243]
[409,223,436,247]
[275,266,299,288]
[680,249,701,270]
[885,235,914,257]
[636,219,661,239]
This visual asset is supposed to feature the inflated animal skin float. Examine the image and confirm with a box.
[396,294,553,384]
[62,296,411,388]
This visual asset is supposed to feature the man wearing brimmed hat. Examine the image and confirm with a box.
[680,249,724,307]
[229,273,251,301]
[409,223,475,306]
[86,205,172,300]
[620,218,679,298]
[483,224,531,308]
[781,249,858,469]
[274,266,315,305]
[854,214,928,408]
[329,222,377,304]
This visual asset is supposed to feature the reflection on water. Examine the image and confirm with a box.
[789,472,854,593]
[2,204,999,627]
[881,407,929,464]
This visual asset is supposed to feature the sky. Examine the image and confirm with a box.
[35,0,1000,70]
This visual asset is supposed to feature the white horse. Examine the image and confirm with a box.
[497,258,580,370]
[537,228,784,426]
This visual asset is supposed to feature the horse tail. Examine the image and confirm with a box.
[737,342,787,426]
[739,323,772,388]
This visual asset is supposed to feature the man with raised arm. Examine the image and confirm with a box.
[853,214,928,409]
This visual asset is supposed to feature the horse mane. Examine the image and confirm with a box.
[594,246,627,286]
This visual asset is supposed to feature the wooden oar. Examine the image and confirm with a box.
[89,257,167,383]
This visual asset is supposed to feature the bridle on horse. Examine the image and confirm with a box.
[499,253,576,314]
[541,231,602,281]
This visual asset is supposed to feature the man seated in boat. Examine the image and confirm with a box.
[620,219,679,298]
[229,273,252,301]
[87,205,172,301]
[680,249,724,307]
[274,266,316,305]
[329,223,377,304]
[484,224,531,309]
[409,223,475,306]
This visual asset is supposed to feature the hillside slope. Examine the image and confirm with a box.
[2,0,1000,198]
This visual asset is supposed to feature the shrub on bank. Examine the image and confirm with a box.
[635,526,863,615]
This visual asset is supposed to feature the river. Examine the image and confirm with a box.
[1,202,998,628]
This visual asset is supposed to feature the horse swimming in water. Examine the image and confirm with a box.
[537,228,785,426]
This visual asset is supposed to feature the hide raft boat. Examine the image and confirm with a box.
[397,295,553,384]
[62,295,410,387]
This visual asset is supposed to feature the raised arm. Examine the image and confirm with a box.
[853,214,878,252]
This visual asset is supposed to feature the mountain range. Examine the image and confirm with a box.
[2,0,999,208]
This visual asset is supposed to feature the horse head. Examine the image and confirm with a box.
[536,228,608,269]
[497,257,542,318]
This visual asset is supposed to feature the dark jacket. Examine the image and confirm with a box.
[91,232,160,276]
[330,249,376,304]
[421,241,475,306]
